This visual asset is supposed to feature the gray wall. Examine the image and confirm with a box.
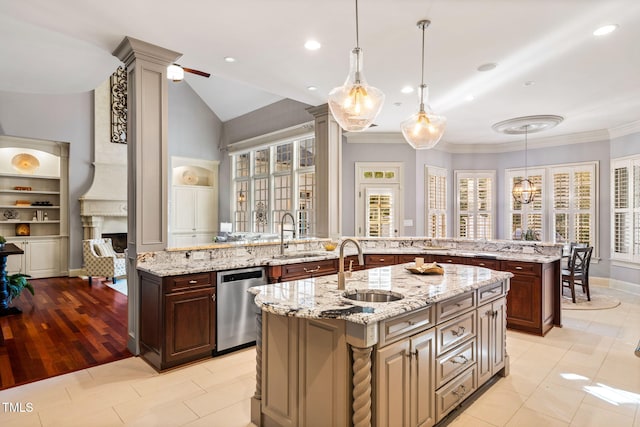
[0,90,93,270]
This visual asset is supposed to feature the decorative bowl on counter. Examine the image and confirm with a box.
[323,241,338,251]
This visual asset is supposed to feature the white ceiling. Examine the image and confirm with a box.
[1,0,639,144]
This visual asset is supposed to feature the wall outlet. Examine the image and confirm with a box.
[523,246,535,254]
[191,251,207,261]
[390,241,400,248]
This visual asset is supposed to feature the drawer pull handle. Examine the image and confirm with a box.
[212,294,216,302]
[493,310,499,317]
[405,349,419,358]
[478,263,485,266]
[451,325,466,336]
[452,384,468,399]
[515,266,523,270]
[379,258,385,262]
[303,266,321,273]
[406,320,417,326]
[450,355,469,364]
[188,280,198,284]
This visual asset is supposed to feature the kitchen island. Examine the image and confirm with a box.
[248,263,513,427]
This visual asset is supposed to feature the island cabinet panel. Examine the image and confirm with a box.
[139,271,216,371]
[261,313,350,427]
[477,297,506,387]
[375,329,436,427]
[501,260,555,336]
[435,366,477,421]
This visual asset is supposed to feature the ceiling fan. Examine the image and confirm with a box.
[167,63,210,82]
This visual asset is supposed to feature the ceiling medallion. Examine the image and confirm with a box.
[491,115,564,135]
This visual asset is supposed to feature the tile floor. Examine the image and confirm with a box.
[1,286,639,427]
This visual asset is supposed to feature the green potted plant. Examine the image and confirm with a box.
[7,273,34,305]
[0,235,6,249]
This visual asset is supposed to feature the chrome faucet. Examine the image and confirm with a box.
[338,238,364,290]
[280,212,296,255]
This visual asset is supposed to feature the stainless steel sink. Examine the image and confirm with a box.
[272,252,326,260]
[343,290,404,303]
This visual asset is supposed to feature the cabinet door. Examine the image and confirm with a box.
[5,241,25,274]
[477,302,493,386]
[505,273,541,332]
[376,339,411,427]
[164,287,216,364]
[491,298,506,374]
[173,187,196,232]
[365,254,397,268]
[194,187,216,231]
[412,330,436,427]
[26,239,60,278]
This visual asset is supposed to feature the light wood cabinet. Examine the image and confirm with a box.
[477,297,506,386]
[376,329,436,427]
[0,136,69,278]
[169,157,219,248]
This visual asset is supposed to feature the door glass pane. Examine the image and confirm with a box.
[275,143,292,172]
[299,137,315,168]
[254,149,269,175]
[297,172,315,237]
[367,192,393,237]
[235,153,249,178]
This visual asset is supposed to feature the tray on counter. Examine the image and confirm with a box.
[404,262,444,275]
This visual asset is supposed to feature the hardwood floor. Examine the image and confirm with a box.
[0,276,131,390]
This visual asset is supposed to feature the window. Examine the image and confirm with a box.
[455,171,496,239]
[505,161,597,254]
[505,168,544,240]
[550,163,597,249]
[425,166,447,238]
[611,155,640,264]
[231,136,315,236]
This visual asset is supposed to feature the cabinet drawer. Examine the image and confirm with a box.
[436,310,476,356]
[478,281,506,305]
[378,306,434,347]
[435,291,475,323]
[436,338,476,389]
[467,257,500,270]
[396,254,430,264]
[432,255,467,265]
[500,260,541,276]
[365,254,397,267]
[435,366,477,422]
[165,273,213,293]
[281,259,337,281]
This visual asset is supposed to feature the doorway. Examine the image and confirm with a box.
[355,162,404,237]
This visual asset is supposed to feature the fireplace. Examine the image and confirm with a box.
[102,233,127,253]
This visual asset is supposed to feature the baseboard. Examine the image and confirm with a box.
[69,268,86,277]
[590,276,610,287]
[609,278,640,296]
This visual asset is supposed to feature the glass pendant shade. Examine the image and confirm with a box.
[512,178,536,204]
[401,87,446,149]
[402,20,446,149]
[328,47,385,132]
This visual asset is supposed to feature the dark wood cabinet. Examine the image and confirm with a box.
[269,258,338,282]
[341,255,367,272]
[500,260,557,336]
[365,254,397,267]
[466,257,500,270]
[432,255,468,265]
[139,271,216,370]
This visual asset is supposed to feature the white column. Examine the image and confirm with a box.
[113,37,181,354]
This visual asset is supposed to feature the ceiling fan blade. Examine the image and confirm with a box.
[182,67,211,78]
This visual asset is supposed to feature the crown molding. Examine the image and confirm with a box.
[345,128,613,154]
[227,121,315,153]
[608,119,640,140]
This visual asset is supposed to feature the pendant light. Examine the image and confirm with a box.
[511,125,536,204]
[401,20,446,149]
[328,0,385,132]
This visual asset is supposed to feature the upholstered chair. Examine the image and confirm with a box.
[82,238,126,286]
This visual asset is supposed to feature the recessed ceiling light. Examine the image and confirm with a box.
[393,102,402,107]
[465,94,475,102]
[477,63,497,72]
[224,56,236,63]
[307,86,318,91]
[524,80,536,86]
[401,86,414,94]
[593,24,619,36]
[304,40,321,50]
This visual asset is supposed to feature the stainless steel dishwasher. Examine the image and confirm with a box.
[216,266,266,354]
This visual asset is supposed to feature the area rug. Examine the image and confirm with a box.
[105,278,128,296]
[561,293,620,310]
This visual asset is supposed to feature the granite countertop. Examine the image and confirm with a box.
[248,263,513,325]
[137,247,560,277]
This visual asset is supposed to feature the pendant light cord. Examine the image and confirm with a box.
[420,22,426,108]
[355,0,360,48]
